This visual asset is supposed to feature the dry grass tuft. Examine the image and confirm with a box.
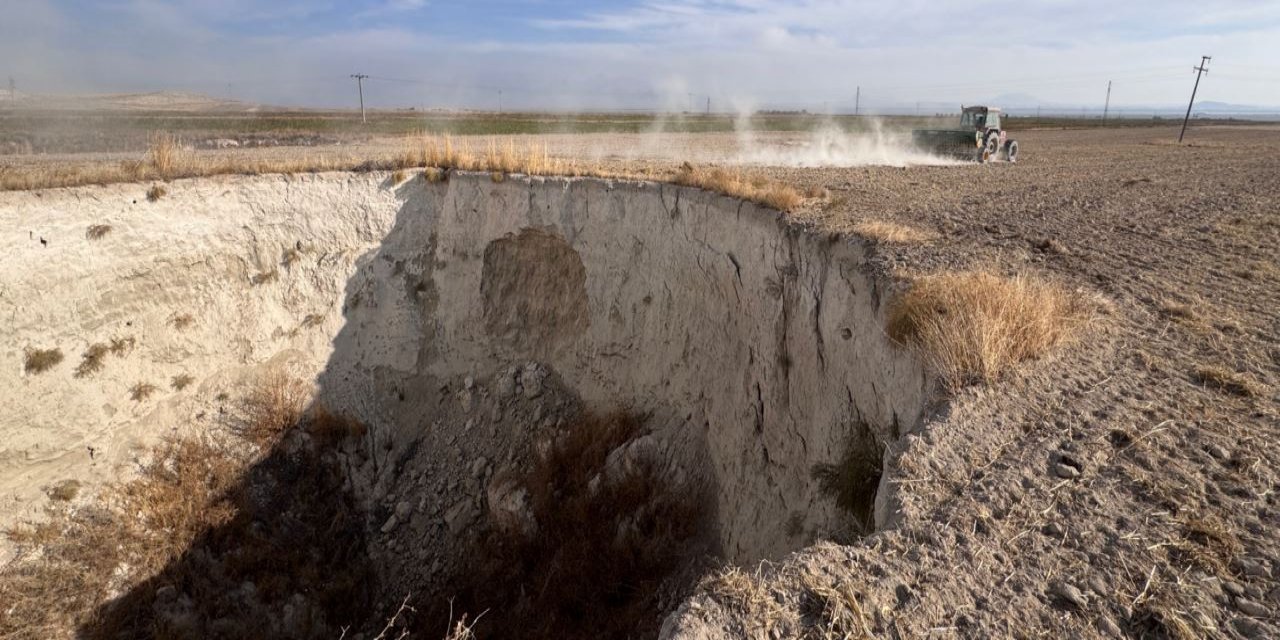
[852,220,936,244]
[887,271,1092,391]
[145,184,167,202]
[390,169,407,185]
[169,313,195,330]
[23,347,64,374]
[128,382,158,402]
[1192,365,1261,397]
[799,573,874,640]
[701,566,795,636]
[146,132,188,179]
[46,480,82,502]
[74,343,111,378]
[171,373,195,391]
[811,424,883,538]
[672,162,804,211]
[85,224,112,240]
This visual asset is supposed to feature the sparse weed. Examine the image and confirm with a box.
[145,184,167,202]
[86,224,113,240]
[23,347,63,374]
[170,313,195,330]
[74,343,111,378]
[672,162,803,211]
[852,220,936,244]
[171,374,195,391]
[129,382,158,402]
[250,269,279,286]
[46,480,82,502]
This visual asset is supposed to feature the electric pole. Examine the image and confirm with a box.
[706,96,710,115]
[7,76,14,102]
[1103,80,1111,122]
[350,74,369,124]
[1179,56,1211,143]
[854,86,860,116]
[498,90,503,113]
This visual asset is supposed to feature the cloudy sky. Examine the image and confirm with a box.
[3,0,1279,111]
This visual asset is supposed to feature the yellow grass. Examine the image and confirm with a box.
[0,133,811,211]
[887,271,1092,391]
[852,220,936,244]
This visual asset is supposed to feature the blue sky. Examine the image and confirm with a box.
[4,0,1280,110]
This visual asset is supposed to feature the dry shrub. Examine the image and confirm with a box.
[1,371,372,639]
[145,184,167,202]
[171,374,195,391]
[428,411,710,640]
[887,271,1092,391]
[129,382,157,402]
[74,343,111,378]
[0,434,246,636]
[390,169,407,185]
[672,163,804,211]
[853,220,935,244]
[86,224,112,240]
[1192,365,1260,397]
[23,347,63,374]
[235,370,309,446]
[304,407,368,445]
[282,247,302,267]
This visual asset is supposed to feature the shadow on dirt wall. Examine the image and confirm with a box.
[83,174,719,640]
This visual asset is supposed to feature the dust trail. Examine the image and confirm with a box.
[734,120,964,168]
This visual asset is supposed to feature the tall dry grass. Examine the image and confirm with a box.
[887,271,1092,391]
[1,133,812,211]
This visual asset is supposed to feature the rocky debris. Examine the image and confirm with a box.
[1237,558,1271,579]
[1047,580,1088,609]
[1051,462,1081,479]
[486,471,536,537]
[1236,598,1271,618]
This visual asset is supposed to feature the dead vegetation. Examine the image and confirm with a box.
[145,184,167,201]
[852,219,935,244]
[700,566,794,637]
[23,347,64,374]
[46,480,81,503]
[1192,365,1261,397]
[672,162,804,211]
[0,372,372,639]
[128,382,157,402]
[887,271,1092,390]
[427,411,710,640]
[235,370,309,446]
[169,312,195,330]
[85,224,112,240]
[73,343,111,378]
[811,424,884,538]
[170,374,195,391]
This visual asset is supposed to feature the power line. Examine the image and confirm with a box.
[350,74,369,124]
[1179,56,1211,143]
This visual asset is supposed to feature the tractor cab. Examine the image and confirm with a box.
[960,106,1001,132]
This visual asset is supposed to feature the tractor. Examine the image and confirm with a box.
[911,106,1018,163]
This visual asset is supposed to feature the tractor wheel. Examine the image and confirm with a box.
[1004,140,1019,163]
[980,134,999,163]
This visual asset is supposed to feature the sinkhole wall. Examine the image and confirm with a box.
[0,171,930,563]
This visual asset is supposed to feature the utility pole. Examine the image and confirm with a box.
[350,74,369,124]
[498,90,503,113]
[706,96,710,115]
[854,86,860,116]
[8,76,14,102]
[1103,80,1111,122]
[1179,56,1211,143]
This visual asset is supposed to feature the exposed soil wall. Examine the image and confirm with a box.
[1,171,930,567]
